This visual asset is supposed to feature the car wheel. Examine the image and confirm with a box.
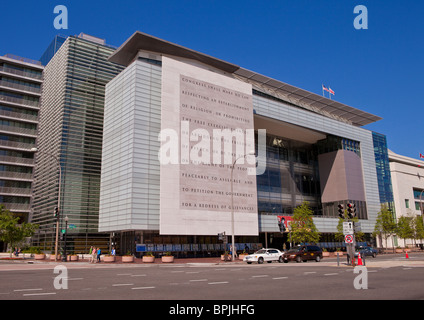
[258,257,264,264]
[296,256,301,263]
[316,256,321,262]
[372,253,376,258]
[278,256,283,263]
[247,262,252,264]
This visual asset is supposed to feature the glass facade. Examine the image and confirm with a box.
[372,132,394,212]
[255,131,321,216]
[39,35,67,66]
[31,35,124,252]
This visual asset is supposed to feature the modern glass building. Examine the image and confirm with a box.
[30,34,124,252]
[99,31,385,255]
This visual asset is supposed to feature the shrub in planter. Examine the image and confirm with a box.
[142,252,155,263]
[161,251,174,263]
[122,251,134,263]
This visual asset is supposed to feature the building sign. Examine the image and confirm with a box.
[160,56,258,236]
[277,216,293,233]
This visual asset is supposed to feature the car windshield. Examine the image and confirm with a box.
[254,249,267,254]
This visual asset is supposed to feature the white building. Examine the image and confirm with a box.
[388,150,424,248]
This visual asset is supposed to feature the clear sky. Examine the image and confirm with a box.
[1,0,422,159]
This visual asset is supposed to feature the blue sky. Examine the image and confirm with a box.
[1,0,422,159]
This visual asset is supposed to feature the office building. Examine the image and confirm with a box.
[387,150,424,248]
[99,31,388,255]
[30,33,124,252]
[0,54,43,251]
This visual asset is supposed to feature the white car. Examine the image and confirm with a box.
[243,248,284,264]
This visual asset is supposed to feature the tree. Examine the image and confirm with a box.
[373,205,397,251]
[0,205,39,257]
[412,215,424,246]
[289,202,320,245]
[396,215,414,247]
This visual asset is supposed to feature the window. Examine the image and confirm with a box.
[405,199,410,208]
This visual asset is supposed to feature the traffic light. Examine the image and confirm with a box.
[338,204,344,219]
[54,207,59,218]
[347,203,356,219]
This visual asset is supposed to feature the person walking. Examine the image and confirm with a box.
[91,247,97,263]
[97,247,101,263]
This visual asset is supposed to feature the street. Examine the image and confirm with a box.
[0,253,423,302]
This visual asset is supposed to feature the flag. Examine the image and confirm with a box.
[329,87,335,95]
[420,153,424,159]
[322,84,329,92]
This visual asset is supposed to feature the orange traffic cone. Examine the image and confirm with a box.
[357,252,363,266]
[406,251,409,259]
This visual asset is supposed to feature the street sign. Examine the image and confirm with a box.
[345,234,354,243]
[343,221,354,235]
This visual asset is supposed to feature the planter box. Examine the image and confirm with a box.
[103,256,115,263]
[221,254,231,261]
[395,249,403,253]
[322,252,330,257]
[161,256,174,263]
[334,252,343,256]
[50,254,61,261]
[238,254,248,260]
[142,256,155,263]
[122,256,134,263]
[34,254,45,260]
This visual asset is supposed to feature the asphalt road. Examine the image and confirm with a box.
[1,253,424,302]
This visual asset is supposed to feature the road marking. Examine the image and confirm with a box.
[23,292,56,297]
[304,272,316,274]
[324,273,339,276]
[272,277,288,280]
[117,273,132,276]
[132,286,155,290]
[252,275,268,278]
[112,283,134,287]
[189,279,208,282]
[208,281,229,285]
[14,288,43,292]
[131,274,146,277]
[186,271,200,274]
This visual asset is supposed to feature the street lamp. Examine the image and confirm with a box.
[230,150,255,262]
[30,147,62,262]
[62,216,68,262]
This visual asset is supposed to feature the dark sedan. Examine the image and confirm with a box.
[355,246,377,258]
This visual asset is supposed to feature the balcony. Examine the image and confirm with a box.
[0,155,35,166]
[1,202,31,213]
[0,94,40,109]
[0,80,41,96]
[0,170,33,181]
[0,109,38,123]
[0,186,32,196]
[0,66,43,82]
[0,124,38,137]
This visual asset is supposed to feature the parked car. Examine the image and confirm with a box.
[355,246,377,258]
[243,248,283,264]
[282,245,323,263]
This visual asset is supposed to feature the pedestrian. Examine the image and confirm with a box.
[91,247,97,263]
[111,247,115,256]
[97,247,101,263]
